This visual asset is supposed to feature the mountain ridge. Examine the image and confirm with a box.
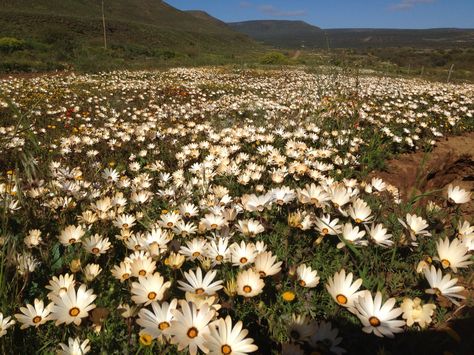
[228,20,474,48]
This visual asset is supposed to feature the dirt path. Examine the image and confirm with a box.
[372,132,474,214]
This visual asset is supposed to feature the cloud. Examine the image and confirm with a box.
[390,0,436,11]
[258,4,307,17]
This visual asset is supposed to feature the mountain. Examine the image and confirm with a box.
[228,20,326,48]
[228,20,474,49]
[0,0,256,58]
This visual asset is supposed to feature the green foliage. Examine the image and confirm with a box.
[260,51,288,65]
[0,37,26,53]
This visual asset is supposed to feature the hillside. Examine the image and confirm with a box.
[0,0,257,72]
[228,20,326,48]
[186,10,229,29]
[325,28,474,49]
[228,20,474,49]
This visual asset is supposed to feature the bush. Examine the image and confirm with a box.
[0,37,27,53]
[259,51,288,65]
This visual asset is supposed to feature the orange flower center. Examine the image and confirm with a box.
[243,285,252,293]
[216,255,224,261]
[69,307,80,317]
[240,257,248,264]
[187,327,198,339]
[167,222,173,227]
[322,228,329,235]
[441,259,450,268]
[355,218,362,224]
[91,247,100,254]
[336,294,348,304]
[299,280,306,287]
[195,288,205,295]
[158,321,170,330]
[139,270,146,276]
[192,251,201,257]
[221,345,232,354]
[69,238,76,244]
[259,271,266,278]
[369,316,381,327]
[211,223,218,229]
[32,316,42,324]
[122,273,130,280]
[147,292,157,300]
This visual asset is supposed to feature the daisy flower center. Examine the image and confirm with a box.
[32,316,42,324]
[243,285,252,293]
[355,218,362,223]
[321,228,329,235]
[139,333,152,346]
[122,273,130,280]
[221,344,232,354]
[167,222,173,227]
[336,294,348,304]
[187,327,198,339]
[139,270,147,276]
[91,247,100,254]
[123,223,129,229]
[216,255,224,262]
[369,316,381,327]
[259,271,266,277]
[240,257,248,264]
[299,280,306,287]
[211,223,218,229]
[192,251,201,257]
[147,292,157,300]
[68,238,76,244]
[195,288,205,295]
[158,321,170,330]
[441,259,450,268]
[69,307,80,317]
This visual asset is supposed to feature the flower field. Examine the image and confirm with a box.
[0,68,473,354]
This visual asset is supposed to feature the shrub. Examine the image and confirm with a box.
[0,37,27,53]
[259,51,288,65]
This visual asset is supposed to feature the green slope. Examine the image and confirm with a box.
[0,0,258,72]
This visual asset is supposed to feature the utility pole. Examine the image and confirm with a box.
[447,64,454,83]
[102,0,107,50]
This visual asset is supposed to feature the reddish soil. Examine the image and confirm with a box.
[372,132,474,214]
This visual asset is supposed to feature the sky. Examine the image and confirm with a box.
[165,0,474,29]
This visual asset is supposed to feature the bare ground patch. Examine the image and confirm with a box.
[372,132,474,214]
